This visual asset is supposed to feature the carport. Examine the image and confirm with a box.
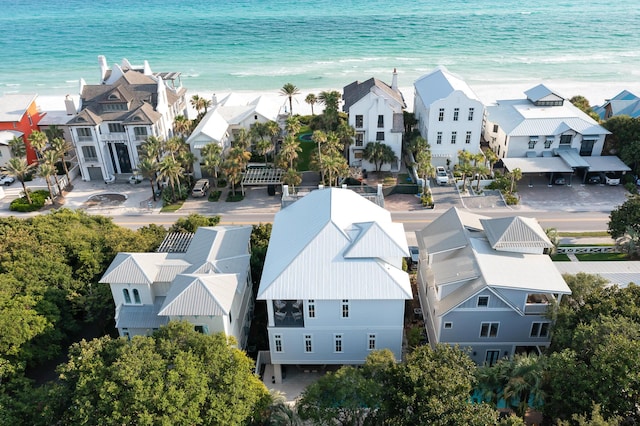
[502,157,574,187]
[240,167,284,195]
[581,156,631,183]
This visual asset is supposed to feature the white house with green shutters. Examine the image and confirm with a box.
[257,188,412,383]
[415,207,571,366]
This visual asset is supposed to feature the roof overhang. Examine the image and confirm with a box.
[502,157,573,174]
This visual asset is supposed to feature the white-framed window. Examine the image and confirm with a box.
[308,300,315,318]
[453,108,459,121]
[528,137,538,149]
[123,289,131,304]
[480,322,499,338]
[194,325,208,334]
[544,136,554,149]
[81,145,98,161]
[465,131,472,144]
[477,296,489,307]
[341,299,350,318]
[560,134,572,145]
[355,132,364,147]
[468,108,474,121]
[530,322,550,338]
[77,127,93,141]
[438,108,444,121]
[274,334,283,352]
[436,132,442,145]
[304,334,313,353]
[444,322,453,329]
[376,131,385,141]
[355,115,363,128]
[133,288,141,304]
[492,124,499,133]
[451,131,457,144]
[122,328,130,340]
[334,334,343,353]
[368,333,376,350]
[134,127,148,141]
[108,123,125,133]
[377,115,384,128]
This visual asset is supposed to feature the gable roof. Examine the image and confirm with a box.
[593,90,640,119]
[0,94,37,122]
[342,77,405,112]
[414,66,480,107]
[158,274,240,316]
[100,252,170,285]
[525,84,565,103]
[186,107,229,145]
[481,216,552,251]
[257,188,411,300]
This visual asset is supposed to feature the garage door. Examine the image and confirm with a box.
[87,167,103,181]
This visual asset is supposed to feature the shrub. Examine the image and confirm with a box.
[624,181,638,195]
[217,178,227,188]
[10,190,50,212]
[208,191,221,202]
[504,192,519,205]
[226,192,244,202]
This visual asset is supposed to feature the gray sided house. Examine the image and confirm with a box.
[415,207,571,366]
[99,226,254,348]
[257,188,411,383]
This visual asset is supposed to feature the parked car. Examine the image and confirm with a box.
[551,174,566,185]
[0,174,15,185]
[585,173,601,184]
[191,179,210,197]
[409,246,419,264]
[600,172,620,186]
[435,166,449,185]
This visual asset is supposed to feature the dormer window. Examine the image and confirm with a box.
[108,93,121,100]
[477,296,489,307]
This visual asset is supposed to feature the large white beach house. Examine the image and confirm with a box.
[66,56,187,182]
[342,69,405,172]
[413,66,485,167]
[257,188,411,383]
[100,226,254,349]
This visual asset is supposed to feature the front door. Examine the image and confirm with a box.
[115,143,132,173]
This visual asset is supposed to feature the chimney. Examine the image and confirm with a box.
[391,68,398,92]
[64,95,76,115]
[98,55,108,82]
[282,185,289,197]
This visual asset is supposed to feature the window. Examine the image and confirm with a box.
[530,322,550,338]
[376,131,385,141]
[436,132,442,145]
[122,328,130,340]
[77,127,92,141]
[194,325,207,334]
[480,322,499,337]
[81,145,98,161]
[453,108,459,121]
[544,136,554,149]
[134,127,148,140]
[444,322,452,329]
[377,115,384,128]
[468,108,474,121]
[28,114,33,126]
[341,299,350,318]
[485,350,500,366]
[465,131,472,144]
[274,334,283,352]
[560,134,572,145]
[477,296,489,307]
[355,115,363,128]
[492,124,499,133]
[528,137,538,149]
[451,131,457,144]
[438,108,444,121]
[334,334,343,353]
[108,123,125,133]
[123,289,131,304]
[308,300,315,318]
[103,103,127,112]
[368,334,376,350]
[133,289,141,304]
[304,334,313,353]
[355,132,364,147]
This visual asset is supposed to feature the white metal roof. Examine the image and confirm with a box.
[414,66,480,107]
[0,130,22,145]
[481,216,553,252]
[257,188,411,300]
[583,156,631,172]
[116,297,169,329]
[501,157,574,173]
[159,273,239,316]
[100,252,170,285]
[554,261,640,289]
[186,107,229,145]
[0,94,37,122]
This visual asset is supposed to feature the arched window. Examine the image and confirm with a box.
[133,289,141,304]
[123,289,131,304]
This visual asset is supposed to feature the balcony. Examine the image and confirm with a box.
[524,303,549,315]
[273,300,304,328]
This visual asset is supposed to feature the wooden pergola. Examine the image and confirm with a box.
[241,167,284,195]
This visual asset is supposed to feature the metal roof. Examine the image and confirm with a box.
[414,66,480,107]
[116,297,169,329]
[186,107,229,146]
[583,156,631,172]
[481,216,553,252]
[524,84,565,102]
[157,232,194,253]
[159,274,239,316]
[0,130,22,145]
[0,94,37,122]
[257,188,411,300]
[501,157,574,173]
[100,252,169,284]
[557,149,590,168]
[554,262,640,289]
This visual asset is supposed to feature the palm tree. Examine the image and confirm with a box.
[138,157,159,201]
[190,94,203,114]
[415,149,434,194]
[318,90,341,130]
[28,130,48,159]
[502,353,545,418]
[222,146,251,196]
[483,148,499,176]
[38,162,56,202]
[233,128,251,150]
[285,116,301,137]
[44,125,64,141]
[2,158,36,204]
[157,156,184,202]
[173,115,192,139]
[280,83,300,115]
[50,137,73,187]
[43,150,63,196]
[282,168,302,192]
[363,141,397,172]
[305,93,317,115]
[311,130,327,180]
[408,136,429,159]
[8,136,26,158]
[265,120,281,157]
[322,153,346,187]
[200,143,223,188]
[177,150,197,176]
[140,136,163,162]
[255,139,274,165]
[509,167,523,193]
[164,136,185,160]
[278,135,302,169]
[336,120,356,158]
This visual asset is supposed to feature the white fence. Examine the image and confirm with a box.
[558,246,620,254]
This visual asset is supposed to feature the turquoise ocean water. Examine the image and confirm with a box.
[1,0,639,98]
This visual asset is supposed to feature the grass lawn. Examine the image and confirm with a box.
[558,231,611,238]
[551,254,571,261]
[575,252,629,261]
[160,200,184,212]
[297,131,315,171]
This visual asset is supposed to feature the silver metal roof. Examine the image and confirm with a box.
[555,262,640,289]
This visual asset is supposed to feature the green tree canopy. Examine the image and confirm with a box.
[608,195,640,239]
[363,141,397,172]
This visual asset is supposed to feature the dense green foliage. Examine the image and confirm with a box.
[608,195,640,239]
[0,210,166,423]
[27,322,270,425]
[168,213,221,233]
[9,190,50,212]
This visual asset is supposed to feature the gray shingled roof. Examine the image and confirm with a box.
[342,77,405,112]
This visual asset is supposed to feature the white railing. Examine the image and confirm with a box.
[557,246,620,254]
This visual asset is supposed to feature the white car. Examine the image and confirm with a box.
[0,174,15,185]
[435,166,449,185]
